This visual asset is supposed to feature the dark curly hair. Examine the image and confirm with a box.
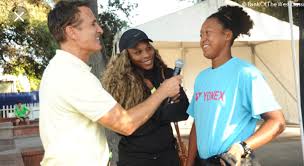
[208,5,254,45]
[101,46,167,109]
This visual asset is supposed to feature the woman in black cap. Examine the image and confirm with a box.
[102,28,189,166]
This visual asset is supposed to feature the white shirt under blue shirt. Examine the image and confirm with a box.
[187,57,281,159]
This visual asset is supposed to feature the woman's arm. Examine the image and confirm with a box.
[245,110,285,149]
[226,110,285,166]
[187,122,198,166]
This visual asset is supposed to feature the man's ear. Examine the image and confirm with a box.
[65,26,76,41]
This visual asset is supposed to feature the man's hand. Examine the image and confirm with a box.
[221,143,244,166]
[158,75,182,98]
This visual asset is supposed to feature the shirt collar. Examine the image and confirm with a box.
[55,49,92,71]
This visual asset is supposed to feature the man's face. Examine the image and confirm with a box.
[71,6,103,53]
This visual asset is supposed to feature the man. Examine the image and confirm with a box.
[39,1,182,166]
[14,102,30,125]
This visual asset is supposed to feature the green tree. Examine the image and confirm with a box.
[0,0,137,90]
[0,0,57,90]
[98,0,137,58]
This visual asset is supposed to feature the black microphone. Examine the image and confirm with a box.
[168,59,184,104]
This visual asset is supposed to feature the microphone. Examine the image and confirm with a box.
[172,59,184,76]
[168,59,184,104]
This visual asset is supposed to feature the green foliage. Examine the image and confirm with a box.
[0,0,57,90]
[0,0,137,90]
[98,0,138,57]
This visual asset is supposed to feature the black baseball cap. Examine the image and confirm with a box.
[119,29,153,52]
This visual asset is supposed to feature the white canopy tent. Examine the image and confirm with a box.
[134,0,300,123]
[136,0,299,42]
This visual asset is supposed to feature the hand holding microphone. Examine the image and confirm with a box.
[168,59,184,104]
[158,75,182,99]
[157,59,184,100]
[172,59,184,76]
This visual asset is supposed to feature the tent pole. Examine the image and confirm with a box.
[288,1,304,160]
[249,44,256,65]
[299,0,304,135]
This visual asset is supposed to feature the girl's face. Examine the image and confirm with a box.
[127,41,155,70]
[200,18,231,60]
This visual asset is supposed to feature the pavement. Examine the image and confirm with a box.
[256,136,302,166]
[1,121,302,166]
[11,133,303,166]
[175,122,303,166]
